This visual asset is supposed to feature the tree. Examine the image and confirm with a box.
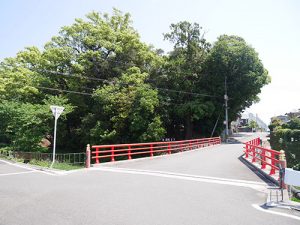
[91,67,165,144]
[0,96,74,151]
[203,35,270,129]
[0,9,163,151]
[158,21,214,139]
[248,120,258,132]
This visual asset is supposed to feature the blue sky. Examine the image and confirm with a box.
[1,0,299,124]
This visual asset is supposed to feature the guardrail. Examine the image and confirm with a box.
[244,138,283,175]
[91,137,221,164]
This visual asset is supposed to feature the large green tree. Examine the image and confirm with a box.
[203,35,271,131]
[0,9,163,151]
[156,21,214,139]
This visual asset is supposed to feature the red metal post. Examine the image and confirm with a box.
[150,144,153,157]
[251,146,256,162]
[269,152,275,175]
[95,147,100,164]
[245,144,249,158]
[128,145,132,160]
[85,144,91,168]
[189,141,192,150]
[168,143,171,154]
[261,149,266,169]
[111,146,115,162]
[180,143,183,152]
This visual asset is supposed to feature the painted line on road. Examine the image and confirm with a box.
[0,159,58,176]
[252,204,300,221]
[91,167,268,191]
[0,171,36,177]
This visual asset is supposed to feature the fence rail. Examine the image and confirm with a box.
[244,138,281,175]
[91,137,221,164]
[0,150,85,165]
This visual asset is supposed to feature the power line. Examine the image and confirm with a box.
[37,86,93,96]
[36,69,110,83]
[35,69,220,98]
[155,87,218,98]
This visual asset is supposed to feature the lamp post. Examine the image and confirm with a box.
[224,76,229,141]
[50,105,64,168]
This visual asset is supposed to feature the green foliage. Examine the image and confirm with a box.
[283,118,300,130]
[269,118,282,132]
[92,67,165,143]
[158,22,214,139]
[0,96,74,152]
[0,9,269,153]
[270,128,300,170]
[204,35,270,123]
[248,120,258,129]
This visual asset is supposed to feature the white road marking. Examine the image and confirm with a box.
[0,159,59,176]
[0,171,36,176]
[252,204,300,221]
[91,166,268,191]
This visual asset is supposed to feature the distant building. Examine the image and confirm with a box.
[286,110,300,119]
[234,113,268,132]
[271,115,289,124]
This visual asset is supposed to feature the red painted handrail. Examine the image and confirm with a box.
[244,138,280,175]
[91,137,221,164]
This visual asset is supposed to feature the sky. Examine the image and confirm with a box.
[1,0,299,124]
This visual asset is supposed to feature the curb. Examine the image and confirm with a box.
[239,154,279,186]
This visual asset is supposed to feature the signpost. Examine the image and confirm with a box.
[50,105,64,168]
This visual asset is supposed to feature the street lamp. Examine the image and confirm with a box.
[50,105,64,168]
[224,76,229,140]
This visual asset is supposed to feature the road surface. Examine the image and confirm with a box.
[0,133,299,225]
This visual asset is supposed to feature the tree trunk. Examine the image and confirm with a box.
[185,117,193,139]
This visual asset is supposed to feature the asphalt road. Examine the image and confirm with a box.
[0,133,299,225]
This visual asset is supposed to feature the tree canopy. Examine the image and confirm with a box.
[0,9,270,152]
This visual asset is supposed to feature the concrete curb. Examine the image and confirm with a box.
[239,154,279,186]
[240,154,300,207]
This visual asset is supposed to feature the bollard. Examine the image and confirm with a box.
[85,144,91,168]
[279,150,287,189]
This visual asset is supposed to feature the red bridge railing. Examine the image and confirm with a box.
[91,137,221,164]
[244,138,281,175]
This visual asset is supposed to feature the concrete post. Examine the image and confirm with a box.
[279,150,287,189]
[86,144,91,168]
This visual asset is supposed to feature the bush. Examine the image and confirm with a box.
[270,128,300,170]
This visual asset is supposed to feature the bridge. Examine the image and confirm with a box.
[0,132,299,225]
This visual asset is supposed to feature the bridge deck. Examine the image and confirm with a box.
[1,133,299,225]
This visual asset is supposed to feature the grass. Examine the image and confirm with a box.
[291,197,300,203]
[0,154,84,171]
[29,159,84,170]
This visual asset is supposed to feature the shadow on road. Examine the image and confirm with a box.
[238,155,277,186]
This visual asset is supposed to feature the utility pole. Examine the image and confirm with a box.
[224,76,229,140]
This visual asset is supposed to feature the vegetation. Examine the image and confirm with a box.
[269,118,300,170]
[248,120,258,131]
[0,9,270,153]
[291,197,300,203]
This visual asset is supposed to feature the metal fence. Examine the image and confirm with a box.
[0,150,85,165]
